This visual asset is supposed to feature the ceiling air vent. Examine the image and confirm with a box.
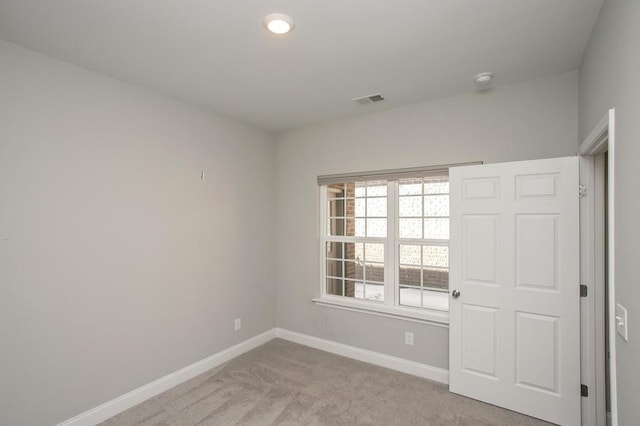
[352,93,385,105]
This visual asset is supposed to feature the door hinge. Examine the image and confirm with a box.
[579,184,588,198]
[581,384,589,397]
[580,284,588,297]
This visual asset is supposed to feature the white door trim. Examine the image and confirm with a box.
[579,154,607,425]
[579,113,610,157]
[578,108,617,426]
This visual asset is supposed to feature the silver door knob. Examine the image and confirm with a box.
[451,289,461,299]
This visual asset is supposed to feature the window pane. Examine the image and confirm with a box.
[399,178,422,195]
[399,265,421,286]
[367,181,387,196]
[327,242,369,262]
[345,218,364,237]
[424,176,449,194]
[367,197,387,217]
[423,245,448,267]
[326,242,343,259]
[326,260,343,278]
[422,289,449,311]
[364,243,384,262]
[364,283,384,302]
[355,198,365,217]
[366,218,387,237]
[365,262,384,283]
[329,218,345,236]
[423,267,448,290]
[399,245,421,265]
[424,218,449,239]
[355,283,384,302]
[424,195,449,217]
[354,282,365,299]
[344,261,363,280]
[344,280,358,298]
[328,180,388,239]
[348,242,364,261]
[399,286,421,308]
[399,218,422,239]
[328,183,346,198]
[400,287,449,310]
[329,199,346,217]
[326,278,344,296]
[399,196,422,217]
[355,283,364,299]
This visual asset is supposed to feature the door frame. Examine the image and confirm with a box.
[579,108,617,426]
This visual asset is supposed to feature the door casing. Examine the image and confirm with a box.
[579,108,617,426]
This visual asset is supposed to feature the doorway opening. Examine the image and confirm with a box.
[579,108,617,426]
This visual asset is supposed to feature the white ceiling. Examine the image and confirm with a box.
[0,0,603,131]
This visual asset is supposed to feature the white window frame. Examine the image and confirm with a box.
[314,177,450,325]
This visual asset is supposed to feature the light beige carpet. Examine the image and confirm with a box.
[101,338,553,425]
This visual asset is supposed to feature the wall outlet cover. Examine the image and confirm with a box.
[404,331,414,346]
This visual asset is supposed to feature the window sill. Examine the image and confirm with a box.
[312,296,449,327]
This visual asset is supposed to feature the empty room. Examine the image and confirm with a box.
[1,1,637,425]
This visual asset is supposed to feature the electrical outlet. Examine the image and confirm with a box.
[404,331,414,346]
[234,318,242,331]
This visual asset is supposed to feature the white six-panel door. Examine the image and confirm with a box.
[449,157,580,425]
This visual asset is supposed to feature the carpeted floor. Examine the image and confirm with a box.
[101,339,552,425]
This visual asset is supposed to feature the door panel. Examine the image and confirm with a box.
[515,312,559,393]
[462,305,499,378]
[515,173,559,198]
[463,177,499,199]
[449,157,580,425]
[462,215,498,284]
[515,214,558,289]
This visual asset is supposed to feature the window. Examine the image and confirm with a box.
[320,170,450,319]
[397,175,449,311]
[325,181,388,301]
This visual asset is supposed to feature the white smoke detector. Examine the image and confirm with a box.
[474,72,494,88]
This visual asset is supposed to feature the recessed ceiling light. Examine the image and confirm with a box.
[474,72,494,88]
[263,13,295,35]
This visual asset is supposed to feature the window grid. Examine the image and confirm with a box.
[324,242,386,301]
[322,174,449,312]
[324,181,387,302]
[397,175,449,310]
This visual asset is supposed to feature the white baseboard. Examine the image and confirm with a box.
[59,327,449,425]
[274,328,449,385]
[58,329,276,426]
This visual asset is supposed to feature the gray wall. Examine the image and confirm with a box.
[579,1,640,423]
[275,71,579,369]
[0,40,276,425]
